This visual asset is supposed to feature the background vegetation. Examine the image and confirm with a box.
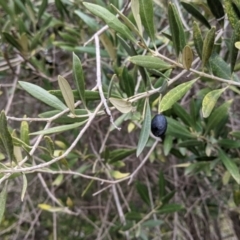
[1,0,240,239]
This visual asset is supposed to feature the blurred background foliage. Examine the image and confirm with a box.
[1,0,240,239]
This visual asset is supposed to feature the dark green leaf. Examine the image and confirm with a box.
[205,100,232,134]
[109,148,135,163]
[38,0,48,20]
[0,111,15,162]
[72,53,85,106]
[207,0,224,26]
[158,171,166,198]
[219,149,240,184]
[218,139,240,148]
[168,3,186,56]
[136,181,150,206]
[209,54,231,79]
[181,1,211,29]
[158,204,184,214]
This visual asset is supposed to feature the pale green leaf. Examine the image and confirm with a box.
[111,170,130,179]
[18,81,67,111]
[21,173,27,201]
[131,0,142,35]
[159,79,197,112]
[29,120,87,135]
[202,88,226,118]
[109,98,132,113]
[58,75,75,114]
[83,2,135,42]
[129,55,172,70]
[137,100,151,157]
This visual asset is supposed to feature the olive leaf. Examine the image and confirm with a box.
[219,149,240,184]
[182,45,193,70]
[129,55,172,70]
[83,2,135,42]
[136,99,151,157]
[58,75,75,114]
[19,81,67,111]
[168,3,186,56]
[159,79,197,112]
[139,0,155,42]
[109,98,132,113]
[202,27,216,68]
[202,88,226,118]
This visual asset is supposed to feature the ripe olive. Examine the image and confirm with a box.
[151,114,167,139]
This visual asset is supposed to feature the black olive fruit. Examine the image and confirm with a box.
[151,114,168,138]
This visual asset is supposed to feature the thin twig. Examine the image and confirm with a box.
[94,35,120,130]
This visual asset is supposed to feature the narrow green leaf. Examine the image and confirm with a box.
[224,0,239,28]
[230,21,240,72]
[14,0,29,18]
[182,45,193,70]
[21,174,27,201]
[218,139,240,148]
[163,135,173,156]
[18,81,67,111]
[2,32,22,51]
[172,103,194,128]
[83,2,135,42]
[209,54,231,79]
[181,1,211,29]
[131,0,142,35]
[58,75,75,114]
[193,21,203,59]
[20,119,30,146]
[136,100,151,157]
[0,1,14,20]
[72,53,85,107]
[109,98,132,113]
[205,100,233,134]
[129,55,172,70]
[136,181,150,206]
[202,88,226,118]
[110,4,142,39]
[29,121,87,136]
[166,117,196,139]
[159,171,166,198]
[158,204,184,214]
[109,148,136,163]
[38,0,48,20]
[74,10,98,30]
[0,182,7,223]
[219,149,240,184]
[139,0,155,42]
[207,0,224,26]
[168,3,186,56]
[202,27,216,67]
[44,136,55,156]
[159,79,197,112]
[0,111,15,162]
